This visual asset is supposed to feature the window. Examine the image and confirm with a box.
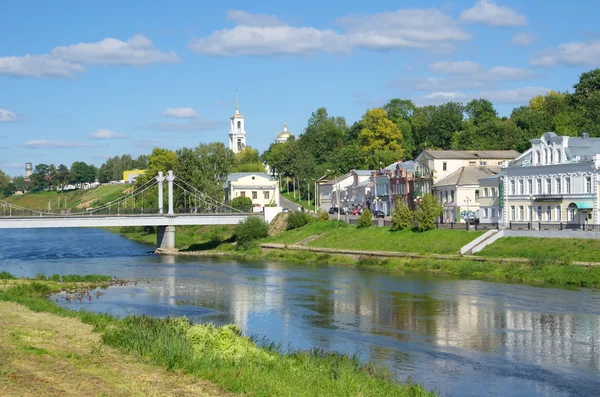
[535,151,541,165]
[586,176,592,193]
[556,205,561,221]
[443,162,447,171]
[519,180,524,195]
[240,191,246,197]
[491,188,496,196]
[469,161,476,166]
[492,208,496,218]
[546,205,552,221]
[527,179,532,194]
[519,206,524,221]
[510,180,515,195]
[556,150,561,163]
[450,191,455,203]
[475,190,480,201]
[537,206,542,221]
[566,177,571,194]
[237,121,241,130]
[263,191,270,200]
[549,150,554,163]
[568,208,575,221]
[252,191,257,199]
[546,178,552,194]
[528,205,533,221]
[555,178,561,194]
[484,208,489,218]
[536,179,542,194]
[510,206,516,221]
[444,191,448,203]
[484,188,489,197]
[480,161,487,166]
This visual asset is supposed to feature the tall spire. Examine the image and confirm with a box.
[235,87,239,114]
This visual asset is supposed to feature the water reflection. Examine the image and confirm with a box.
[2,229,600,396]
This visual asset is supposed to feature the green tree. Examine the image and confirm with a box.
[147,148,178,177]
[230,196,253,212]
[357,209,373,228]
[358,108,405,168]
[0,169,10,197]
[383,98,417,156]
[298,108,347,165]
[465,99,497,126]
[414,194,442,232]
[391,202,414,231]
[56,164,70,190]
[427,102,464,150]
[234,216,269,249]
[30,164,50,190]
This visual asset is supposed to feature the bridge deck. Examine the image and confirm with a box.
[0,213,255,229]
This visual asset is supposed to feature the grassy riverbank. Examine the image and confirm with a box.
[476,236,600,263]
[5,184,130,212]
[0,276,434,396]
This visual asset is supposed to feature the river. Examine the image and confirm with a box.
[1,228,599,396]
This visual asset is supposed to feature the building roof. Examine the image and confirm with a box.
[423,150,520,160]
[385,160,415,172]
[434,166,501,187]
[224,172,273,188]
[353,170,373,176]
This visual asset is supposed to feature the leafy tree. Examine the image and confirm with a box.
[357,209,373,228]
[30,163,50,190]
[465,99,497,126]
[234,216,269,249]
[359,108,404,168]
[414,194,442,232]
[147,148,178,177]
[571,68,600,136]
[298,108,347,165]
[11,176,25,192]
[56,164,70,190]
[391,202,413,231]
[0,169,10,197]
[427,102,464,150]
[383,99,417,156]
[230,196,253,212]
[70,161,95,186]
[287,211,312,230]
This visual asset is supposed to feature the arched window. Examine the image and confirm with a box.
[549,149,554,163]
[237,138,243,151]
[237,121,241,131]
[545,149,550,164]
[535,150,540,165]
[556,149,561,163]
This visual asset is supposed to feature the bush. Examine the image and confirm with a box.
[0,271,15,280]
[287,211,313,230]
[414,194,442,232]
[234,216,269,249]
[391,202,413,231]
[317,210,329,222]
[230,196,253,212]
[357,209,372,228]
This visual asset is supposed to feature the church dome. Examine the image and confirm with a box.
[275,122,293,143]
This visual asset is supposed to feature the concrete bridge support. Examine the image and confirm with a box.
[157,225,176,249]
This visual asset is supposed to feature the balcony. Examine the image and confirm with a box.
[533,194,564,202]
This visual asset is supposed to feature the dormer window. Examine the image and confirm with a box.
[556,150,561,163]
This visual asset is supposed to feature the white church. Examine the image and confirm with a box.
[229,90,246,154]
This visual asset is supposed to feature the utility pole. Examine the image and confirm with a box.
[336,176,340,221]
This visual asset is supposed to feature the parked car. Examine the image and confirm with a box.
[328,207,346,215]
[373,210,386,218]
[282,208,289,213]
[352,207,360,215]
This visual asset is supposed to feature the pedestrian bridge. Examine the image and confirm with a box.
[0,170,260,249]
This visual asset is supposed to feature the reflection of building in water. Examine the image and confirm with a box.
[157,255,177,305]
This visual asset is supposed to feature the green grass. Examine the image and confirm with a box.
[476,237,600,263]
[263,250,600,288]
[5,184,130,212]
[0,277,435,397]
[265,221,482,255]
[115,225,236,251]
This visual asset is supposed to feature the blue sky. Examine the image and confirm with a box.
[1,0,599,176]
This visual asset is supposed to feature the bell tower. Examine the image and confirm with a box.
[229,88,246,154]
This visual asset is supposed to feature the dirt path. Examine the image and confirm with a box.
[0,301,231,397]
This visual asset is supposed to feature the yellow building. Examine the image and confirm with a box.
[123,169,146,183]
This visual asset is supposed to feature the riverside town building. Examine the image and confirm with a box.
[500,132,600,227]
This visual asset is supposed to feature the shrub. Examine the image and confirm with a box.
[0,271,15,280]
[287,211,313,230]
[234,216,269,249]
[317,210,330,222]
[414,194,442,232]
[230,196,253,212]
[391,202,413,231]
[357,209,372,228]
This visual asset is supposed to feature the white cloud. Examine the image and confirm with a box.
[162,107,199,119]
[0,35,179,78]
[89,129,127,140]
[487,66,535,80]
[530,41,600,67]
[512,32,536,47]
[460,0,527,27]
[146,118,224,133]
[23,140,94,149]
[413,86,549,106]
[51,35,180,66]
[189,9,470,56]
[477,86,550,103]
[429,60,481,74]
[0,108,18,122]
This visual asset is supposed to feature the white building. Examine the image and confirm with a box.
[433,166,501,223]
[478,175,502,225]
[229,90,246,154]
[503,132,600,227]
[224,172,280,211]
[317,170,371,211]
